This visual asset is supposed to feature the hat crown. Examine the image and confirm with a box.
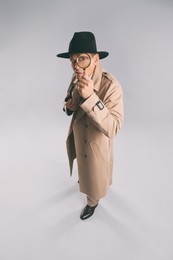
[69,31,97,54]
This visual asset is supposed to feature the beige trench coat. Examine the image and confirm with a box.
[65,62,124,200]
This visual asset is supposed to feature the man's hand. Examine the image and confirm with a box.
[64,98,76,111]
[77,74,94,99]
[64,87,82,111]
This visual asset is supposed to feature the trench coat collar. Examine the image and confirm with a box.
[92,61,103,93]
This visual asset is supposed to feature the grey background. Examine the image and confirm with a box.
[0,0,173,259]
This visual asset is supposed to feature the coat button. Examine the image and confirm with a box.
[84,154,87,158]
[84,140,87,143]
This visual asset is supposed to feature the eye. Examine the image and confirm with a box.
[78,56,86,61]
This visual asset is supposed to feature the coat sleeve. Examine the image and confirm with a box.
[80,78,124,138]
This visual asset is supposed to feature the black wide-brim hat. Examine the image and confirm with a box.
[57,31,109,59]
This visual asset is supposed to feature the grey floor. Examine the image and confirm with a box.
[0,119,172,260]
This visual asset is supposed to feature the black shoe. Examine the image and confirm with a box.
[80,204,98,220]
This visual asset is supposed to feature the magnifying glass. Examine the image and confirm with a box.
[76,53,91,71]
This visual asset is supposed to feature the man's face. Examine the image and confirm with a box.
[70,53,99,78]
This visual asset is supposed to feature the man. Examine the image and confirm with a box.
[57,31,124,220]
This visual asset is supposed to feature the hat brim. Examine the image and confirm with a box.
[57,51,109,59]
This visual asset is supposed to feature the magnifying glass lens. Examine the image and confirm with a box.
[76,54,91,69]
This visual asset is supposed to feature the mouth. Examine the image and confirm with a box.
[75,71,83,79]
[75,71,83,74]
